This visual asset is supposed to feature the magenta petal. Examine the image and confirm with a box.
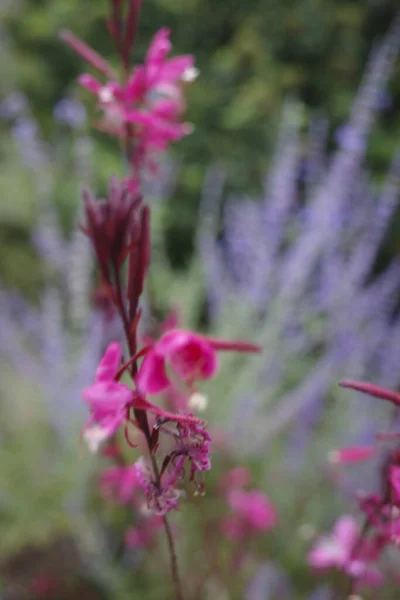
[159,56,194,82]
[329,445,377,464]
[390,466,400,500]
[78,73,103,95]
[308,540,342,569]
[82,381,132,412]
[136,352,169,395]
[95,342,122,382]
[146,27,171,69]
[333,516,359,548]
[198,342,218,378]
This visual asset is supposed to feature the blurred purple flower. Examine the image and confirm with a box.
[53,97,87,128]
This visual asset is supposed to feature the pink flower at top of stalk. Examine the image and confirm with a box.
[61,27,197,171]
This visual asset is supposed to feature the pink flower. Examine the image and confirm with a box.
[309,516,359,570]
[82,342,204,452]
[64,27,197,171]
[82,342,133,449]
[228,489,277,531]
[100,465,141,504]
[308,516,383,587]
[136,329,261,395]
[222,488,277,541]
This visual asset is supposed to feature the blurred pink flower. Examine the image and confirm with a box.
[136,329,261,395]
[100,465,141,504]
[63,27,197,171]
[219,467,251,492]
[223,488,277,540]
[309,516,359,570]
[82,342,132,449]
[308,516,383,587]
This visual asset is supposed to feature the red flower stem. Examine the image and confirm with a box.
[113,209,185,600]
[162,515,184,600]
[106,9,186,594]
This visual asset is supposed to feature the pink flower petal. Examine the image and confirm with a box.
[95,342,122,382]
[333,516,359,549]
[78,73,103,95]
[136,351,170,395]
[82,381,132,413]
[390,466,400,501]
[329,445,377,464]
[158,55,195,83]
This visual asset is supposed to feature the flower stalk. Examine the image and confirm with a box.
[61,1,261,597]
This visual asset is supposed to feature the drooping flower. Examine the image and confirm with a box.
[175,417,212,492]
[136,328,261,395]
[135,458,183,515]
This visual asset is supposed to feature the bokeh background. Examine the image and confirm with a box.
[1,0,400,598]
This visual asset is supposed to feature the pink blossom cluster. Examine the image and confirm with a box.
[308,515,383,589]
[309,378,400,592]
[220,467,277,541]
[61,24,196,186]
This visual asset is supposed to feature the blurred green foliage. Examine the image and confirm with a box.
[1,0,400,272]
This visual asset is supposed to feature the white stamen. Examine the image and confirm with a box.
[181,66,199,82]
[99,86,114,103]
[83,425,108,453]
[188,392,208,412]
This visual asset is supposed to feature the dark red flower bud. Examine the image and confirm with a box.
[82,177,141,283]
